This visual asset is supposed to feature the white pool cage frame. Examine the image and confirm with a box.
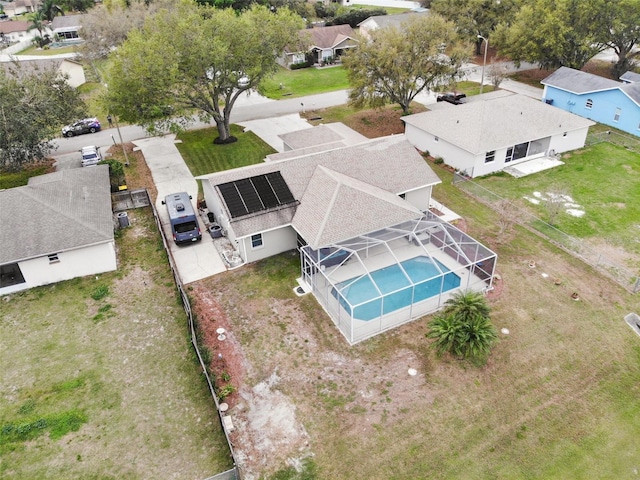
[300,212,497,344]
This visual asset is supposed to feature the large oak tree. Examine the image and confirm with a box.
[343,14,468,115]
[0,66,84,171]
[104,2,304,143]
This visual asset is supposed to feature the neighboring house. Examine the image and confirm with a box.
[541,66,640,137]
[2,0,39,17]
[0,20,32,43]
[0,58,86,87]
[197,130,497,344]
[357,10,429,41]
[273,122,368,154]
[402,93,595,178]
[620,71,640,84]
[281,24,357,68]
[0,166,117,295]
[50,14,86,41]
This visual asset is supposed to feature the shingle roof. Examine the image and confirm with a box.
[197,135,440,240]
[292,166,422,249]
[0,58,69,80]
[620,71,640,84]
[541,66,621,93]
[357,10,429,29]
[0,166,114,265]
[402,94,595,155]
[304,24,356,49]
[51,14,86,30]
[541,66,640,107]
[0,20,29,33]
[278,123,368,151]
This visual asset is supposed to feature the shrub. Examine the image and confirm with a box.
[434,156,444,165]
[91,285,109,301]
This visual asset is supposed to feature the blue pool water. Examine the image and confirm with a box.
[332,256,460,321]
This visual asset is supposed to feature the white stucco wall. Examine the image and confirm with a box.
[17,242,116,290]
[238,225,297,263]
[58,61,85,88]
[403,185,432,211]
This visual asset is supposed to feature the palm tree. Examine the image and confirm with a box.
[39,0,64,22]
[426,290,497,363]
[28,12,49,47]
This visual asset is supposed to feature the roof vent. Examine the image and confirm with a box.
[176,203,185,211]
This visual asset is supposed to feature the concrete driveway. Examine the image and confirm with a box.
[132,135,226,284]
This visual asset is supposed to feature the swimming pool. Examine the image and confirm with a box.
[332,256,460,321]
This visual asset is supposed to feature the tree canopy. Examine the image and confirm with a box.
[493,0,606,70]
[0,66,85,171]
[595,0,640,79]
[342,14,468,115]
[105,1,304,143]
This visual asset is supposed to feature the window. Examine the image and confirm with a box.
[484,151,496,163]
[251,234,263,249]
[614,108,621,122]
[48,254,60,264]
[585,99,593,109]
[505,147,514,163]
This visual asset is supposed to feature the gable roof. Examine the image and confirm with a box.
[51,14,86,30]
[541,66,622,93]
[0,58,80,80]
[197,135,441,242]
[0,20,29,33]
[402,94,595,155]
[304,24,356,50]
[0,166,114,265]
[542,66,640,107]
[292,166,422,249]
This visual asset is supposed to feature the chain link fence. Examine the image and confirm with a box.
[585,130,640,153]
[452,173,640,293]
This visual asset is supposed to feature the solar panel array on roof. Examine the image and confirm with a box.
[218,171,296,219]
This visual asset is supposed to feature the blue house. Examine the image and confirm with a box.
[541,67,640,137]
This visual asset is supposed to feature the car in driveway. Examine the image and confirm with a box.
[436,92,467,105]
[80,145,102,167]
[62,118,101,137]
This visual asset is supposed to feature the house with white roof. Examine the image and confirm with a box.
[0,166,117,295]
[541,67,640,137]
[402,93,595,178]
[50,14,87,42]
[197,128,496,344]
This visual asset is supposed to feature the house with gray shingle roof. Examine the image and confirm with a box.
[50,14,87,41]
[402,93,595,178]
[1,58,86,87]
[0,166,116,294]
[197,132,441,263]
[281,24,357,68]
[358,10,429,41]
[541,66,640,138]
[197,129,497,344]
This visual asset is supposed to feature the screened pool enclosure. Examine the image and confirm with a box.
[300,212,497,344]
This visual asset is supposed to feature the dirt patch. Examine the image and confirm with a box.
[304,103,426,139]
[107,143,158,203]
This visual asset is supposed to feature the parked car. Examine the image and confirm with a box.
[436,92,467,105]
[80,145,102,167]
[62,118,101,137]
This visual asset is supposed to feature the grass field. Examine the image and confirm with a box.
[0,208,233,478]
[259,66,350,99]
[176,125,274,177]
[199,162,640,479]
[474,142,640,258]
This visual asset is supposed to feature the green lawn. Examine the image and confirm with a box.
[259,66,350,99]
[176,125,275,177]
[17,45,77,56]
[349,4,412,14]
[474,142,640,256]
